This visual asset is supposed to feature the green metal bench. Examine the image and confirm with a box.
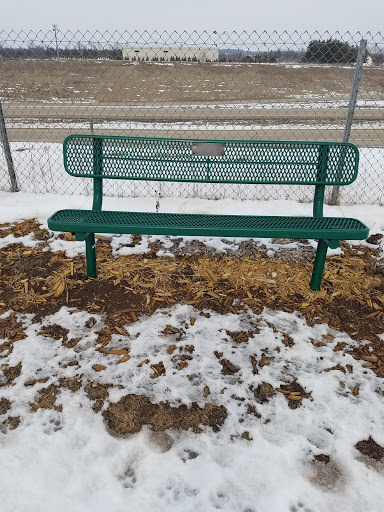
[48,135,369,291]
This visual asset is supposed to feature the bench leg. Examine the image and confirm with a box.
[310,239,328,291]
[85,233,97,279]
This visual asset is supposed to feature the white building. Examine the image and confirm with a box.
[122,47,218,62]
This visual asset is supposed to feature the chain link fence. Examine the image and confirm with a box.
[0,30,383,204]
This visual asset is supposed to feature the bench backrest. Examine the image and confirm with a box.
[64,135,359,186]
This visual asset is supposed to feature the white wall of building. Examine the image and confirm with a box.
[122,47,218,62]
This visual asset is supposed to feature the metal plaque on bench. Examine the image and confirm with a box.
[192,142,225,157]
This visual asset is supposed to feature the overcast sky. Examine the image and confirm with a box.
[3,0,384,34]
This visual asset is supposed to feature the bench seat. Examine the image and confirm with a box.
[48,209,368,240]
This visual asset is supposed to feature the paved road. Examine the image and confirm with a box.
[3,102,384,147]
[4,102,384,122]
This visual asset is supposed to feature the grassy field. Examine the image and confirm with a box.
[1,60,384,104]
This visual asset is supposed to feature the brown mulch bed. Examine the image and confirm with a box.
[1,220,383,379]
[0,217,384,435]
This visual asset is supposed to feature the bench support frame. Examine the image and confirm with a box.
[85,233,97,279]
[310,239,329,291]
[52,135,367,291]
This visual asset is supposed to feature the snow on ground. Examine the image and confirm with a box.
[6,119,384,131]
[1,304,384,512]
[0,193,384,511]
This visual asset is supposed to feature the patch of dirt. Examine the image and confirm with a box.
[30,385,62,412]
[0,247,72,318]
[273,246,314,262]
[0,397,11,414]
[219,358,240,375]
[0,415,20,433]
[60,376,82,392]
[326,297,381,342]
[0,246,147,322]
[39,323,81,349]
[355,437,384,461]
[366,233,383,245]
[252,382,275,403]
[246,403,261,418]
[151,362,166,378]
[104,394,227,435]
[6,416,20,430]
[70,279,146,317]
[281,333,295,347]
[1,362,22,386]
[85,382,110,400]
[0,245,59,281]
[278,380,312,409]
[171,353,193,371]
[161,325,182,335]
[226,330,254,344]
[92,400,104,413]
[346,338,384,379]
[314,454,331,464]
[0,314,27,344]
[39,324,69,342]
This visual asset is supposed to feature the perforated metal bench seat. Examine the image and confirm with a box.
[48,209,368,240]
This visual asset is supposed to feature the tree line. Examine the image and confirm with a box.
[0,46,123,60]
[0,39,382,64]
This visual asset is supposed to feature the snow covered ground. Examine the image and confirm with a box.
[6,119,384,131]
[2,305,384,512]
[1,143,384,204]
[0,192,384,512]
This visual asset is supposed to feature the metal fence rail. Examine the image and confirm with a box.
[0,30,383,204]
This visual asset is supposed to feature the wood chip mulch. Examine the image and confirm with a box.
[0,220,384,381]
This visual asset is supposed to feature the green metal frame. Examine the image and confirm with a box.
[48,135,369,290]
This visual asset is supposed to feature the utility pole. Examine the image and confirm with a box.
[53,24,59,59]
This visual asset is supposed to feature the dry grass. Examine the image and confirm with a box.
[1,60,384,104]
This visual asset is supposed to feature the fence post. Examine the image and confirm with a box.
[329,39,367,205]
[0,100,18,192]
